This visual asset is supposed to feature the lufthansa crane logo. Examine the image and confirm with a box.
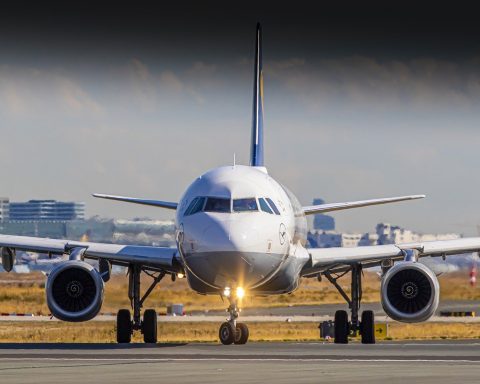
[279,223,287,245]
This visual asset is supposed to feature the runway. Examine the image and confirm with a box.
[0,341,478,383]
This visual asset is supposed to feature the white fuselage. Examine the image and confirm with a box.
[175,165,309,295]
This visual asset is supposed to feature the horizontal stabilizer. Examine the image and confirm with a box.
[92,194,178,210]
[303,195,425,215]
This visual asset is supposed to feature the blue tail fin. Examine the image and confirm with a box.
[250,23,264,167]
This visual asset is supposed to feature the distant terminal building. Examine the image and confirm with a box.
[375,223,459,244]
[312,198,335,231]
[308,222,460,249]
[0,197,9,222]
[8,200,85,221]
[308,231,378,248]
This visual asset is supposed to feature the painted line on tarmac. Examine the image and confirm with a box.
[294,342,480,346]
[0,357,478,363]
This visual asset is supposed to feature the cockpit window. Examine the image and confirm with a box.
[204,197,231,213]
[258,198,273,214]
[233,198,258,212]
[266,198,281,215]
[184,197,205,216]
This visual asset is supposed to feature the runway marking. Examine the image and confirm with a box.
[0,357,478,363]
[293,342,480,346]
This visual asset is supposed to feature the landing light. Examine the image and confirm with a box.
[236,287,245,299]
[223,287,231,297]
[177,273,185,279]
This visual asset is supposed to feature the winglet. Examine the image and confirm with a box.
[250,22,265,167]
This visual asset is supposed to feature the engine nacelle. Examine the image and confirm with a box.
[46,261,104,322]
[381,261,439,323]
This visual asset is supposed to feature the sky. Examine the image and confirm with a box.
[1,3,480,235]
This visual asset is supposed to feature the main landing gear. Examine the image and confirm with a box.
[325,263,375,344]
[219,295,249,345]
[116,264,165,343]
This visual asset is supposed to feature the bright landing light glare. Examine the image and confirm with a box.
[223,287,231,297]
[236,287,245,299]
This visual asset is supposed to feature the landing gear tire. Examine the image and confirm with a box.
[117,309,132,343]
[219,322,236,345]
[234,323,249,345]
[142,309,158,344]
[334,310,349,344]
[361,310,375,344]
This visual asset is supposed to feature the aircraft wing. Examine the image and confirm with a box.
[0,234,180,273]
[92,193,178,210]
[302,195,425,215]
[302,237,480,276]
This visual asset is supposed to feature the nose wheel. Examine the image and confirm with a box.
[219,322,250,345]
[219,322,236,345]
[234,322,249,344]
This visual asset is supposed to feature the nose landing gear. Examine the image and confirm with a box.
[219,294,249,345]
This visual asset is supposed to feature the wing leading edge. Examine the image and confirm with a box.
[92,193,178,210]
[302,194,425,215]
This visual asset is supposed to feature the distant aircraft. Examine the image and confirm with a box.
[2,23,480,345]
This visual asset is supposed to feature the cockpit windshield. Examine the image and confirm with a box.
[184,196,279,215]
[258,198,273,214]
[204,197,230,213]
[266,198,281,215]
[233,198,258,212]
[184,197,206,216]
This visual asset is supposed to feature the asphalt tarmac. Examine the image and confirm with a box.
[2,300,478,322]
[191,299,480,317]
[0,341,478,383]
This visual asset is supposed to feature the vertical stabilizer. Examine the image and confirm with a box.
[250,23,264,167]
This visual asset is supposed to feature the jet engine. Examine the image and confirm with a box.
[46,261,104,322]
[381,261,439,322]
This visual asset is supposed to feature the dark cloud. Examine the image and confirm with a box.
[1,2,480,66]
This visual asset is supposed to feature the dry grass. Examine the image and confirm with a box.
[0,271,478,315]
[0,321,478,343]
[387,322,480,340]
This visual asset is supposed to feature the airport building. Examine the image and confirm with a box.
[312,198,335,231]
[0,197,9,222]
[308,222,459,249]
[376,223,459,244]
[8,200,85,221]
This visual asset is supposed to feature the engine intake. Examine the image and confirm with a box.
[46,261,104,322]
[381,262,439,322]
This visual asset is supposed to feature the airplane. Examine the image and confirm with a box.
[2,23,480,345]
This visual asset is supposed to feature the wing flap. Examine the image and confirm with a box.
[303,195,425,215]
